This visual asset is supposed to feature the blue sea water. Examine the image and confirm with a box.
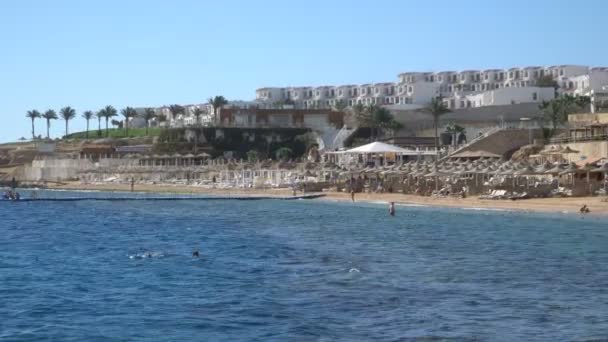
[1,191,608,341]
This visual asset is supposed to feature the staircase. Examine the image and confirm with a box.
[318,125,355,151]
[443,127,538,160]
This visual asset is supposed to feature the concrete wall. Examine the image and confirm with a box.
[24,158,95,181]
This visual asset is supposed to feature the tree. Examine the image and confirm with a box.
[333,100,348,113]
[275,147,293,161]
[102,105,118,137]
[246,150,260,163]
[192,108,205,126]
[156,113,167,127]
[373,107,402,136]
[59,106,76,137]
[353,103,371,127]
[111,119,122,128]
[141,108,156,135]
[191,108,206,153]
[41,109,58,139]
[168,104,185,122]
[26,110,41,140]
[208,96,228,124]
[95,109,104,137]
[121,107,137,137]
[574,95,591,110]
[82,110,94,139]
[425,96,451,151]
[539,95,585,132]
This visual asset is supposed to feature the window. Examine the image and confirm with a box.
[560,69,564,76]
[532,92,538,101]
[460,101,465,108]
[485,74,489,80]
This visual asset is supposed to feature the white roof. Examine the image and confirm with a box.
[344,142,411,154]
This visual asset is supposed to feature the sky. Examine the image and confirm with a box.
[1,0,607,142]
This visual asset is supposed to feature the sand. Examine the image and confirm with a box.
[44,181,608,216]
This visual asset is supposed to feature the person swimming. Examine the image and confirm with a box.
[580,204,590,214]
[192,250,200,258]
[389,202,395,216]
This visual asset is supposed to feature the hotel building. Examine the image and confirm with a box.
[255,65,608,110]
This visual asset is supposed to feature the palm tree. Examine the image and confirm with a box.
[168,104,185,122]
[41,109,58,139]
[156,113,167,127]
[102,105,118,137]
[191,108,205,153]
[95,109,104,137]
[82,110,94,139]
[208,96,228,124]
[372,106,402,137]
[26,110,41,140]
[141,108,156,135]
[353,103,371,125]
[59,106,77,138]
[121,107,137,137]
[426,96,451,152]
[192,108,204,126]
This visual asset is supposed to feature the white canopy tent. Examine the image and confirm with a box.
[325,141,437,166]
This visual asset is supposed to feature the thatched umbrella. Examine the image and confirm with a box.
[592,163,608,196]
[559,163,580,175]
[544,163,566,175]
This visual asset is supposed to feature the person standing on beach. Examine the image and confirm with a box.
[351,189,355,202]
[389,202,395,216]
[130,178,135,192]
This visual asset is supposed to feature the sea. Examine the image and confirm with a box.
[1,190,607,341]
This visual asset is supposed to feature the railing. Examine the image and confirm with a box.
[549,135,608,144]
[442,126,504,160]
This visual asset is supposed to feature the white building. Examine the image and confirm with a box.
[255,65,608,110]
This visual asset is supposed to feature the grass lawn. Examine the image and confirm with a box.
[66,127,161,139]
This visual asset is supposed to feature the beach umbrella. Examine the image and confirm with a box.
[559,163,580,175]
[591,163,608,174]
[544,164,566,175]
[515,165,537,176]
[560,146,579,154]
[535,161,553,174]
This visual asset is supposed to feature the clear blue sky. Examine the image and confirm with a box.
[1,0,607,142]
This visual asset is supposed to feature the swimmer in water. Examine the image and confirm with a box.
[192,250,200,257]
[389,202,395,216]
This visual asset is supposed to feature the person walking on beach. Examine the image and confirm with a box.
[389,202,395,216]
[130,178,135,192]
[351,189,355,202]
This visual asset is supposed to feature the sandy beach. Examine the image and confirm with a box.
[45,182,608,215]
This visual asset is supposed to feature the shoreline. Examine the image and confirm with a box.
[41,182,608,216]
